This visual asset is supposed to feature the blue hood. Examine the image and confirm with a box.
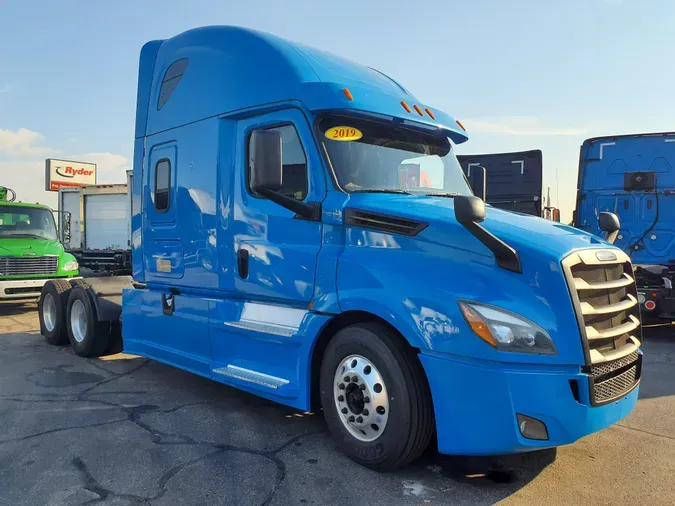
[346,193,609,260]
[339,193,615,366]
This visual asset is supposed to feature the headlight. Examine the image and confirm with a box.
[62,260,79,272]
[458,301,557,355]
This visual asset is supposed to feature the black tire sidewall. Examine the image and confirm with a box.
[66,287,108,357]
[38,282,69,345]
[320,325,414,469]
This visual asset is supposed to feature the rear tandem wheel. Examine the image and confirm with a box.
[66,285,112,357]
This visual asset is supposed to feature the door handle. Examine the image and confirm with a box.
[162,293,175,316]
[237,249,249,279]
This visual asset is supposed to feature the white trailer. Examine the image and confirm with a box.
[58,171,133,274]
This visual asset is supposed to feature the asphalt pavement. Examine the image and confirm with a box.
[1,301,674,505]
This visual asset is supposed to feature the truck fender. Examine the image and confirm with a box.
[71,276,135,323]
[333,296,431,352]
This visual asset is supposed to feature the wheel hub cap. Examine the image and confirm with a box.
[71,300,87,343]
[333,354,389,442]
[43,293,56,332]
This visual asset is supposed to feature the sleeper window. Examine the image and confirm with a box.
[248,125,308,200]
[157,58,188,110]
[155,159,171,212]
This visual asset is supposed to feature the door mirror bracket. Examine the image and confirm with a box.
[250,129,318,220]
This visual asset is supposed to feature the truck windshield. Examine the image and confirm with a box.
[0,206,58,240]
[319,115,473,196]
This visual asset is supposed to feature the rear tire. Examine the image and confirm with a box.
[38,280,73,345]
[319,322,434,471]
[66,286,111,357]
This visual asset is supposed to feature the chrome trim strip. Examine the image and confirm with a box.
[212,365,289,389]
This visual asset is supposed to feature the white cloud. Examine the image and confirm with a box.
[70,152,130,183]
[462,116,587,136]
[0,159,56,208]
[0,128,57,157]
[0,128,130,208]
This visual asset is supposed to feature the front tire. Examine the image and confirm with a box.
[66,286,111,357]
[38,280,73,345]
[319,322,434,470]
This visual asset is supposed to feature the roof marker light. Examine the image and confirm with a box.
[400,101,412,113]
[425,108,436,120]
[343,88,354,101]
[413,105,424,117]
[456,120,466,131]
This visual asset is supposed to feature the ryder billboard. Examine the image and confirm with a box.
[45,159,97,191]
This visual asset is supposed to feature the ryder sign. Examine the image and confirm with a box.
[45,159,97,191]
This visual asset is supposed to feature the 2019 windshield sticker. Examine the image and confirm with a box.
[325,126,362,142]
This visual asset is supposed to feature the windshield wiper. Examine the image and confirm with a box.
[4,233,49,239]
[425,192,460,198]
[352,189,412,195]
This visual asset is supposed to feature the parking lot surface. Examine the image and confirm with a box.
[1,302,674,506]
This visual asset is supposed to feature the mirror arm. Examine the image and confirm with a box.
[605,230,619,244]
[257,188,321,221]
[462,221,522,273]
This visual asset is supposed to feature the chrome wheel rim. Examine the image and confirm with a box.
[333,354,389,442]
[43,293,56,332]
[71,300,87,343]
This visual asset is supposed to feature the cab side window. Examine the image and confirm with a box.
[154,159,171,212]
[248,125,308,201]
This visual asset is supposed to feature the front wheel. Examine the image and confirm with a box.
[319,323,434,470]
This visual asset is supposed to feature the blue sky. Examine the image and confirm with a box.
[1,0,673,221]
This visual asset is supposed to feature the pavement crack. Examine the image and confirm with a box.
[270,431,325,456]
[76,359,150,398]
[615,423,675,441]
[153,447,226,501]
[0,418,127,445]
[73,457,151,505]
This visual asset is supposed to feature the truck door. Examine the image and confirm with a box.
[232,108,325,306]
[206,108,325,395]
[144,141,182,281]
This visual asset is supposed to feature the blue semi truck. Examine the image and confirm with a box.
[574,131,675,322]
[37,26,643,470]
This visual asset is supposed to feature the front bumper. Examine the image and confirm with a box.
[419,351,640,456]
[0,277,78,300]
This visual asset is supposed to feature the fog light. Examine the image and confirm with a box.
[517,414,549,440]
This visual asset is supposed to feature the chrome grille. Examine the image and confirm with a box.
[562,249,642,365]
[0,256,58,276]
[590,351,639,377]
[594,364,639,403]
[562,249,643,405]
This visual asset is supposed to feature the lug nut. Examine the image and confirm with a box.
[362,409,369,416]
[364,396,370,403]
[351,376,358,383]
[344,376,350,382]
[341,407,348,414]
[359,384,366,390]
[356,416,363,423]
[338,383,345,390]
[348,415,355,422]
[337,395,344,402]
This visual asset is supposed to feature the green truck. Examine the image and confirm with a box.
[0,187,79,300]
